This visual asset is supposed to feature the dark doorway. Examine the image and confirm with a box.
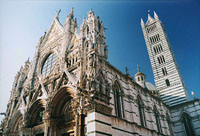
[36,133,44,136]
[61,133,70,136]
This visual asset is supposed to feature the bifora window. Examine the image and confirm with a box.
[41,53,57,76]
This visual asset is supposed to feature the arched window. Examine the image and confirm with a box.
[154,106,162,133]
[165,79,170,86]
[157,57,161,64]
[113,81,124,118]
[181,112,195,136]
[167,114,173,136]
[138,96,146,127]
[41,53,57,76]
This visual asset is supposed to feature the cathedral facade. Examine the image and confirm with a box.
[1,9,171,136]
[1,9,199,136]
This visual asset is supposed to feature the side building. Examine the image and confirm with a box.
[1,9,171,136]
[141,11,200,136]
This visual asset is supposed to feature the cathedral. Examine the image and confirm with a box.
[0,9,200,136]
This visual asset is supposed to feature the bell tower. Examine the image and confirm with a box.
[141,11,189,106]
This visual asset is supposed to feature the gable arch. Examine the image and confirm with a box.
[181,112,195,136]
[153,105,162,133]
[178,110,191,120]
[137,95,146,127]
[112,79,125,118]
[50,86,74,116]
[27,99,46,127]
[8,110,23,133]
[112,79,123,93]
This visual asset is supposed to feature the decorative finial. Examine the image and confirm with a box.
[125,67,129,75]
[71,7,74,15]
[26,57,30,63]
[137,64,140,72]
[56,9,61,19]
[191,91,195,99]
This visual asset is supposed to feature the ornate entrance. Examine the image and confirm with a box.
[49,87,75,135]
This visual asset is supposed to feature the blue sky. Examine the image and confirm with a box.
[0,0,200,121]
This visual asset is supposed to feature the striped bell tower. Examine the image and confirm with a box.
[141,11,189,106]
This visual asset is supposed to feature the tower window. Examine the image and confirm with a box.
[162,55,165,63]
[150,34,161,44]
[165,79,170,86]
[162,67,168,76]
[157,55,165,64]
[153,47,157,54]
[157,57,161,64]
[146,24,156,33]
[154,44,163,54]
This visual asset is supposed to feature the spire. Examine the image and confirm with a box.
[141,18,144,27]
[88,9,95,17]
[148,13,153,21]
[83,17,85,24]
[64,8,76,31]
[154,11,159,20]
[80,17,86,34]
[71,7,74,16]
[25,57,30,63]
[125,67,129,75]
[137,64,140,72]
[146,10,154,24]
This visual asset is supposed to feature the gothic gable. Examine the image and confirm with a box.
[41,18,64,47]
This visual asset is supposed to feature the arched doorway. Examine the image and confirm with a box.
[27,99,46,135]
[50,87,75,136]
[8,111,22,136]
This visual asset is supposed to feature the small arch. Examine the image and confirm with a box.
[166,113,173,136]
[8,111,23,134]
[154,106,162,133]
[137,95,146,127]
[28,99,46,127]
[51,87,74,116]
[113,81,124,118]
[181,112,195,136]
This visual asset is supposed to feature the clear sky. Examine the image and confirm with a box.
[0,0,200,121]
